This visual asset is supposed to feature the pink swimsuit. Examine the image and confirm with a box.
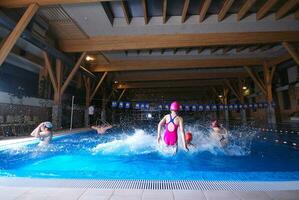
[164,114,179,146]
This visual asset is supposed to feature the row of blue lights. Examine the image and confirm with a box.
[112,101,276,111]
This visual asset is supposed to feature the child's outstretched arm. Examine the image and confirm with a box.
[157,116,166,143]
[179,118,189,151]
[30,123,44,137]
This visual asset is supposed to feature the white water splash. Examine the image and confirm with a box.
[92,129,157,155]
[92,125,256,156]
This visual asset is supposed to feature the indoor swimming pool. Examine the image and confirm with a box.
[0,126,299,181]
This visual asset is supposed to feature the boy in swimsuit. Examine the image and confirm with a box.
[157,101,189,153]
[91,124,113,134]
[210,120,228,147]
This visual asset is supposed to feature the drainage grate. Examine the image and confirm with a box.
[1,178,299,191]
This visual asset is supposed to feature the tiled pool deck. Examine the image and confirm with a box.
[1,186,299,200]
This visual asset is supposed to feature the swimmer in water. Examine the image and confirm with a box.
[30,121,53,146]
[157,101,189,154]
[185,132,195,148]
[91,118,114,134]
[210,120,228,147]
[91,124,113,134]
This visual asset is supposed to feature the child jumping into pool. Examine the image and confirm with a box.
[91,118,114,134]
[157,101,189,154]
[210,120,228,147]
[30,121,53,146]
[91,124,113,134]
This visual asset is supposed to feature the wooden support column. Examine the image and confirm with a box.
[0,3,39,66]
[263,61,277,124]
[54,59,63,104]
[52,59,63,129]
[44,53,63,129]
[282,42,299,65]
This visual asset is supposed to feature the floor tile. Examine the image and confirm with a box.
[173,190,207,200]
[265,190,299,200]
[204,190,240,200]
[233,191,271,200]
[16,187,86,200]
[142,190,173,200]
[113,189,143,196]
[0,186,31,200]
[79,189,114,200]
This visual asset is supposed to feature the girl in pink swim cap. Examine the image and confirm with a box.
[157,101,189,153]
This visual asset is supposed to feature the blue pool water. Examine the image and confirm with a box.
[1,126,299,181]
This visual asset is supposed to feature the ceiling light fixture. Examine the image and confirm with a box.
[86,56,95,61]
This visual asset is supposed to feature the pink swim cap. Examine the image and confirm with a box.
[170,101,180,111]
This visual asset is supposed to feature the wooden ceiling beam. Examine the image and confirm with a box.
[98,51,110,64]
[173,48,178,54]
[244,66,267,95]
[0,3,39,66]
[181,0,190,23]
[114,72,248,82]
[249,45,260,52]
[256,0,278,20]
[116,80,225,89]
[90,71,108,101]
[162,0,168,24]
[185,48,192,54]
[120,0,131,25]
[89,58,263,72]
[199,0,212,22]
[276,0,299,20]
[198,47,205,54]
[237,0,257,21]
[282,42,299,65]
[132,87,210,94]
[210,47,219,54]
[61,51,87,95]
[218,0,235,22]
[59,31,299,52]
[142,0,149,25]
[0,0,110,8]
[236,46,248,52]
[223,47,233,54]
[260,44,274,51]
[269,53,292,66]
